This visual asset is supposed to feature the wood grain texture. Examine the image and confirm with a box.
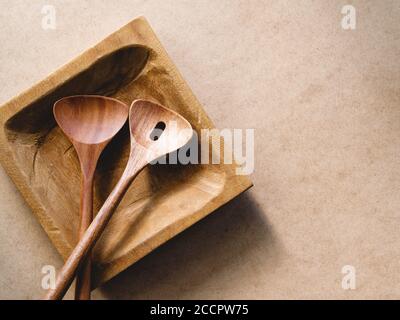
[53,96,129,299]
[45,99,193,300]
[0,16,252,288]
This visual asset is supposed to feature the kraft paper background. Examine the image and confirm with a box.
[0,0,399,299]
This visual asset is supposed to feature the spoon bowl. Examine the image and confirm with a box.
[54,95,129,145]
[128,99,193,164]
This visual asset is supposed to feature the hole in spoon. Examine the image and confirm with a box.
[149,121,166,141]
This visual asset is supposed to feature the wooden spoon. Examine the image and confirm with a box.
[44,99,193,300]
[53,95,129,300]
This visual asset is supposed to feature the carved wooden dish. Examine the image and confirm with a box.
[0,17,252,287]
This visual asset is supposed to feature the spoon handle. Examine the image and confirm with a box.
[43,161,142,300]
[75,176,94,300]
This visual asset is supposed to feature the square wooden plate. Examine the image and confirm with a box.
[0,16,252,287]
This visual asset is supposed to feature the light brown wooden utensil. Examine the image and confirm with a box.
[53,95,129,300]
[44,99,193,300]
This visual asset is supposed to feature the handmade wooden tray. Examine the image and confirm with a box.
[0,16,252,287]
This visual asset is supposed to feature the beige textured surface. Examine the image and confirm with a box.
[0,0,399,299]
